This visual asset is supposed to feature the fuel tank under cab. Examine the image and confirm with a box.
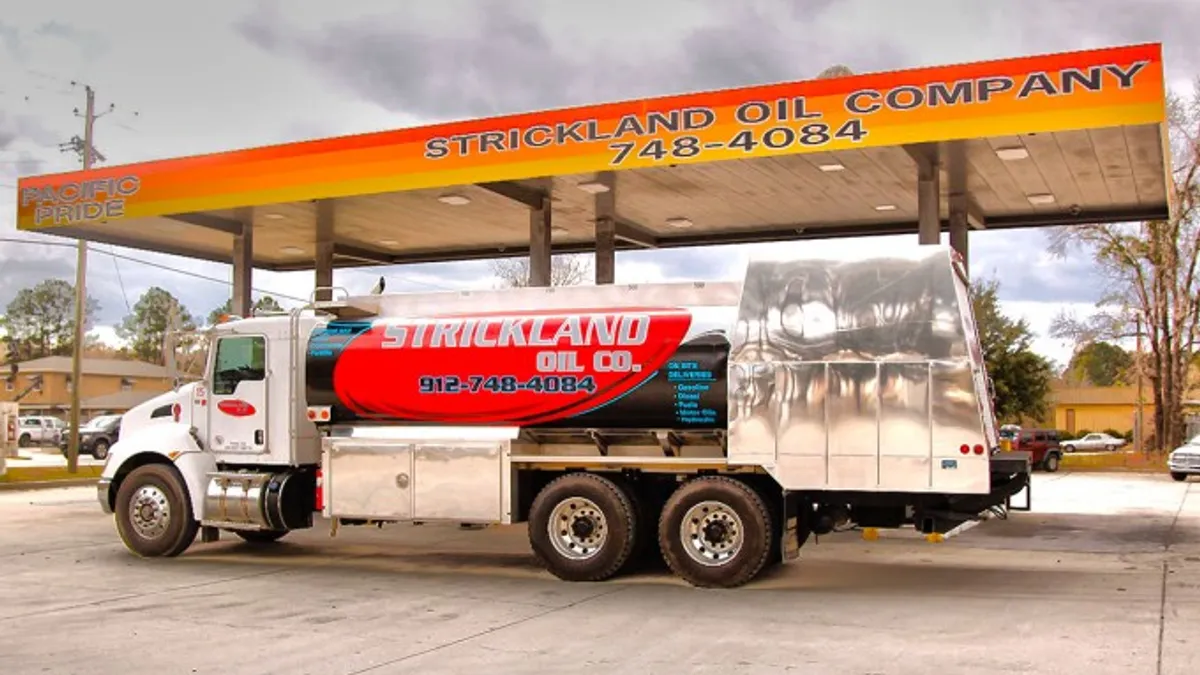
[304,307,730,430]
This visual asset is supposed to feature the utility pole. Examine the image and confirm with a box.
[1135,314,1145,455]
[63,84,116,473]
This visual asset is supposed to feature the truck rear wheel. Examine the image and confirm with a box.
[114,464,198,558]
[528,473,637,582]
[658,476,773,589]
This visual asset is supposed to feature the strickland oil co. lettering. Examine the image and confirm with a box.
[378,312,653,349]
[304,309,729,428]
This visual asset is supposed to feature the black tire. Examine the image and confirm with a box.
[528,473,637,582]
[1104,444,1116,452]
[114,463,199,558]
[1043,453,1061,473]
[234,529,288,544]
[1063,445,1076,453]
[92,439,110,460]
[658,476,773,589]
[18,434,30,448]
[1171,472,1188,482]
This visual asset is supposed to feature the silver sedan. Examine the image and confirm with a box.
[1061,432,1127,453]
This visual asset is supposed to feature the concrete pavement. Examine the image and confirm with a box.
[0,471,1196,674]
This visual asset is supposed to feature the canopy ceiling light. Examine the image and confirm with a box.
[995,147,1030,161]
[576,181,610,194]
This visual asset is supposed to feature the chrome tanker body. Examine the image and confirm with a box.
[95,245,1031,588]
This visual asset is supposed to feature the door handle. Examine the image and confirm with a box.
[254,429,264,445]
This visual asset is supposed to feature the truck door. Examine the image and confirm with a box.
[208,334,269,456]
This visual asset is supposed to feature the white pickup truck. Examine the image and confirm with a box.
[17,416,63,447]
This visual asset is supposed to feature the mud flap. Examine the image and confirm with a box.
[779,493,801,561]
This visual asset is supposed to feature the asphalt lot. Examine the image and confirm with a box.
[0,472,1196,675]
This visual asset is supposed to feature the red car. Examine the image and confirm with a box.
[1012,428,1062,473]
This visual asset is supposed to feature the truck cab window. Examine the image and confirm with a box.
[212,335,266,396]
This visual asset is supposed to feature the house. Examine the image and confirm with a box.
[1049,382,1200,437]
[1,356,174,420]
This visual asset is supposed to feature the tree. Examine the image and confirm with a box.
[117,287,196,365]
[1049,82,1200,451]
[1064,341,1134,387]
[0,279,99,361]
[207,295,285,325]
[489,254,592,288]
[971,278,1055,423]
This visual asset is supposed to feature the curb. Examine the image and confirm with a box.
[0,465,104,485]
[0,478,99,492]
[1060,451,1168,473]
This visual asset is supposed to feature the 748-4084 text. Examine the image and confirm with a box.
[607,118,868,166]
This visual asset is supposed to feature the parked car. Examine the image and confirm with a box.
[17,416,62,447]
[1014,428,1063,472]
[1168,434,1200,482]
[1061,432,1127,453]
[59,414,121,460]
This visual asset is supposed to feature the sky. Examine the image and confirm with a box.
[2,0,1199,368]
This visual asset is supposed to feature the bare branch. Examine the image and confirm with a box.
[488,254,593,288]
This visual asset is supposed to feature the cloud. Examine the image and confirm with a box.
[32,21,109,61]
[233,0,910,120]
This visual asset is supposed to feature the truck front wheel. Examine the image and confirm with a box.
[528,473,637,582]
[658,476,773,588]
[114,464,199,558]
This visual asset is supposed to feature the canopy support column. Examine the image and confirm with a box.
[594,171,617,285]
[529,193,552,287]
[231,209,253,316]
[909,144,941,246]
[949,200,970,275]
[315,200,335,302]
[945,141,984,275]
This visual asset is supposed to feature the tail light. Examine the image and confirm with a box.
[959,444,970,455]
[973,444,985,455]
[314,467,324,512]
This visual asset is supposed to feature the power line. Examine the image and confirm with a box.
[0,236,309,302]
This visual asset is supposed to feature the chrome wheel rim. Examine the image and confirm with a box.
[681,500,744,567]
[129,485,171,539]
[547,497,607,561]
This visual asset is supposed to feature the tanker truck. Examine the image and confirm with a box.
[96,245,1031,588]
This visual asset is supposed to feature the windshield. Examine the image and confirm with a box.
[84,415,120,429]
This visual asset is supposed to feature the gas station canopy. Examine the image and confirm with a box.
[15,42,1171,275]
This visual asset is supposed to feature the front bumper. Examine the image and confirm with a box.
[1168,454,1200,474]
[97,477,113,514]
[60,436,98,453]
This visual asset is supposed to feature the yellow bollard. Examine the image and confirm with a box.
[862,527,879,541]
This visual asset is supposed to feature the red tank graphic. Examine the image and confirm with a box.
[305,307,729,428]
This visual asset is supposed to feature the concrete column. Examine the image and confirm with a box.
[594,171,616,285]
[949,195,970,275]
[231,210,253,316]
[595,219,616,284]
[529,195,552,287]
[916,151,941,246]
[315,200,335,301]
